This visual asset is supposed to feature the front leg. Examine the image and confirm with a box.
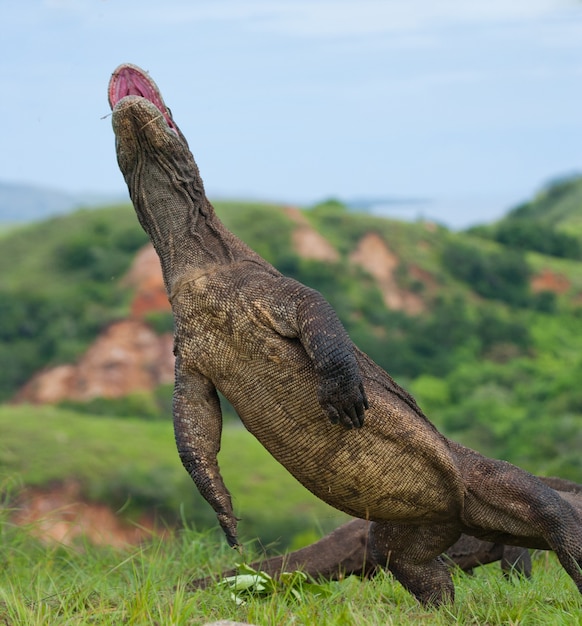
[263,277,368,429]
[173,360,238,547]
[296,292,368,428]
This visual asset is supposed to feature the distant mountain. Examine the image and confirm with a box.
[0,180,125,223]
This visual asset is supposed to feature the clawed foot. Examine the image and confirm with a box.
[320,382,369,429]
[217,512,240,548]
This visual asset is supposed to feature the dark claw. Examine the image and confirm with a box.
[339,412,354,429]
[331,401,366,429]
[327,406,340,424]
[347,406,360,428]
[218,512,240,548]
[320,382,369,429]
[361,384,369,410]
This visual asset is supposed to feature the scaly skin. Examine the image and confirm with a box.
[109,63,582,606]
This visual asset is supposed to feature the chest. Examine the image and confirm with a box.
[172,277,301,376]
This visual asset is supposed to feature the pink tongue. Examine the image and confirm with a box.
[114,69,161,108]
[125,75,149,98]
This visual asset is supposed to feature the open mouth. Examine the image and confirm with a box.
[108,64,179,134]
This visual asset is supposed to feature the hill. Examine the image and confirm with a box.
[501,174,582,234]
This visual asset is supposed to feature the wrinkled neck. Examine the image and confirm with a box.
[126,147,248,295]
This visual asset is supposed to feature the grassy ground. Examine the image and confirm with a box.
[2,405,582,623]
[1,511,581,625]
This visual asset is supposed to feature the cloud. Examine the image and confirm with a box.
[90,0,575,37]
[44,0,86,9]
[38,0,577,38]
[251,0,573,36]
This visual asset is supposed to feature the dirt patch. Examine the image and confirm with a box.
[531,268,571,294]
[284,207,340,263]
[14,244,176,405]
[349,233,425,314]
[11,482,162,548]
[13,319,174,404]
[124,244,171,318]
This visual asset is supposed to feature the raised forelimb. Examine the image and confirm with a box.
[170,266,369,540]
[246,274,369,429]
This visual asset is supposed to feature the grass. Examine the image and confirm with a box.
[1,509,581,625]
[1,409,582,623]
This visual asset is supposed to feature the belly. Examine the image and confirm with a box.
[218,357,464,524]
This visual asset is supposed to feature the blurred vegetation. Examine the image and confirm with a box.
[469,174,582,259]
[441,240,532,306]
[0,205,149,398]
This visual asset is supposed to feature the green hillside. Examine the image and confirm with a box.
[507,174,582,234]
[1,183,582,490]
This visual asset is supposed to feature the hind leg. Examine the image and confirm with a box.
[369,520,461,607]
[453,443,582,594]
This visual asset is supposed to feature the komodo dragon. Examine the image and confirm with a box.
[189,476,582,589]
[108,63,582,607]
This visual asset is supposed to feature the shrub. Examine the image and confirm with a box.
[494,220,581,259]
[442,240,531,306]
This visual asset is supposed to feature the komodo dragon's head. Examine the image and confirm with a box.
[108,63,219,280]
[108,63,193,182]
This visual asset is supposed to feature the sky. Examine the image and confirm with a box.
[2,0,582,228]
